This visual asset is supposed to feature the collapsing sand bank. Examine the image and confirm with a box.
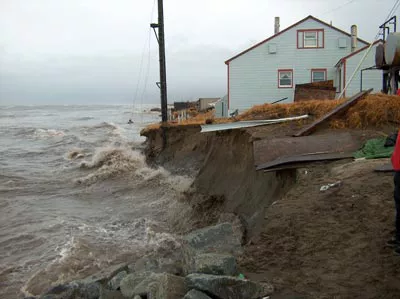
[141,94,400,298]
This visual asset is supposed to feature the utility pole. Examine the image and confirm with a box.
[151,0,168,123]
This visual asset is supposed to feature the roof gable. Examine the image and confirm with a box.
[335,39,383,66]
[225,15,370,64]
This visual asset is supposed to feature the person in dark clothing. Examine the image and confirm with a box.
[388,132,400,254]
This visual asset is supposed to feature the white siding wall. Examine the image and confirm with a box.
[343,43,382,96]
[228,18,368,112]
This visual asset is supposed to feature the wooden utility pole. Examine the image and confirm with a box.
[151,0,168,123]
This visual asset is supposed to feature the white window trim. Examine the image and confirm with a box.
[304,31,318,48]
[278,70,293,88]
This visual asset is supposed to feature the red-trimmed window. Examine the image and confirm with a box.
[278,69,293,88]
[297,29,324,49]
[311,69,327,82]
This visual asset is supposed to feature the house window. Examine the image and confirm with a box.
[297,29,324,49]
[304,31,317,48]
[311,69,327,82]
[278,69,293,88]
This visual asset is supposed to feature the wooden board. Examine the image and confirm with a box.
[253,132,362,166]
[256,152,354,171]
[374,163,394,173]
[293,89,373,137]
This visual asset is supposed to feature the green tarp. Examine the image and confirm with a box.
[353,137,394,159]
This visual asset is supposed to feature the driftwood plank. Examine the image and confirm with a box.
[256,152,354,171]
[374,163,394,173]
[293,89,373,137]
[253,132,362,166]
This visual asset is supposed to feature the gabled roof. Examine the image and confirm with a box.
[225,15,370,64]
[335,39,383,66]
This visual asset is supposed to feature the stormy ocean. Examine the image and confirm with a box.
[0,105,192,298]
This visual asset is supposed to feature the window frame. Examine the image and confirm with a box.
[311,69,327,83]
[304,31,318,48]
[297,29,324,49]
[278,69,294,89]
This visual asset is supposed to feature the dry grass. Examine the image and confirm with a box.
[237,99,344,121]
[238,93,400,129]
[142,93,400,134]
[141,110,231,135]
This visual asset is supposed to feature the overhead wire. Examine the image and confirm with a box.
[140,28,152,123]
[139,0,157,123]
[338,0,400,98]
[320,0,358,17]
[130,0,157,121]
[131,33,148,119]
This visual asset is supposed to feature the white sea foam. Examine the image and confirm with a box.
[34,128,65,138]
[75,146,194,192]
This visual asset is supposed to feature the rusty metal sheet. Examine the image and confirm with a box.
[256,152,354,171]
[253,132,361,166]
[293,89,373,137]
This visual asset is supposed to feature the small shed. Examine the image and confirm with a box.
[215,95,228,118]
[197,98,220,111]
[294,80,336,102]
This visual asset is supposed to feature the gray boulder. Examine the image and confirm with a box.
[218,213,246,245]
[108,271,127,290]
[156,273,188,299]
[133,296,142,299]
[129,255,183,276]
[81,263,129,285]
[40,281,101,299]
[120,272,187,299]
[192,253,237,276]
[186,274,274,299]
[183,223,242,255]
[99,288,125,299]
[182,223,242,275]
[183,289,212,299]
[120,271,161,298]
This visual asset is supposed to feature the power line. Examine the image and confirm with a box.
[130,0,157,120]
[140,28,152,123]
[320,0,358,16]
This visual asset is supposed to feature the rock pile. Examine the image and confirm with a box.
[28,222,273,299]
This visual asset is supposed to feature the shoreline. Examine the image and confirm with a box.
[24,93,400,298]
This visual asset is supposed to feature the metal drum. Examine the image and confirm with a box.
[375,43,386,68]
[385,32,400,66]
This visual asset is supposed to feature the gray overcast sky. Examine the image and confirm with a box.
[0,0,396,104]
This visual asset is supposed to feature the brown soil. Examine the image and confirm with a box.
[143,123,400,298]
[240,159,400,299]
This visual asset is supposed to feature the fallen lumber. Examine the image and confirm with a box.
[293,89,373,137]
[253,132,361,166]
[374,163,394,173]
[256,152,354,171]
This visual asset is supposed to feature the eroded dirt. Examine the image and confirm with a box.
[240,159,400,299]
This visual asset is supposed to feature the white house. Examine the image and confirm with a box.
[225,15,383,112]
[335,40,383,97]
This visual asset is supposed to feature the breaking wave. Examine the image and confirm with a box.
[75,146,171,186]
[74,145,194,194]
[67,148,86,160]
[34,129,65,138]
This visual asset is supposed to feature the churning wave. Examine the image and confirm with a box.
[74,147,167,185]
[73,145,194,192]
[21,215,182,297]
